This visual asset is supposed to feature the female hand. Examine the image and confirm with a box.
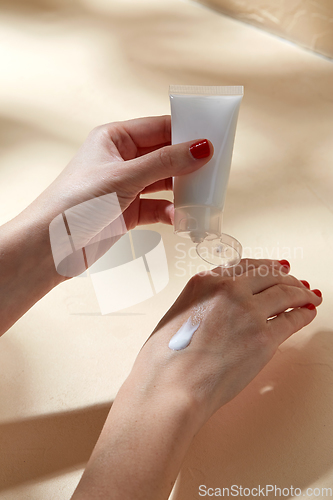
[128,259,323,423]
[32,115,213,277]
[73,259,322,500]
[38,115,212,228]
[0,116,212,333]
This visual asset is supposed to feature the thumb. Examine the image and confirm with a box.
[122,139,214,194]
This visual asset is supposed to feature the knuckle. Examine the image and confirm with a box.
[89,124,112,145]
[284,311,299,330]
[240,300,261,329]
[158,147,175,172]
[188,272,210,288]
[216,277,245,302]
[256,264,271,277]
[163,115,171,142]
[255,330,277,355]
[186,274,199,292]
[215,277,234,295]
[253,320,276,351]
[153,205,161,224]
[91,123,107,136]
[243,299,257,318]
[276,283,293,297]
[87,125,100,141]
[187,271,217,296]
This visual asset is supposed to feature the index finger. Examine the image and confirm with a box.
[121,115,171,149]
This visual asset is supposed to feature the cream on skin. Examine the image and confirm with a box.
[169,304,207,351]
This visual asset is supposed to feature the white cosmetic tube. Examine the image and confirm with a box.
[169,85,243,267]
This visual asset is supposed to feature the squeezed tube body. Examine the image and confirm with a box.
[170,85,243,244]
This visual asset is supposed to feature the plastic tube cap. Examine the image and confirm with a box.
[174,206,222,242]
[196,233,242,267]
[174,206,242,267]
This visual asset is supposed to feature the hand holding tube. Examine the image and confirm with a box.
[45,116,214,276]
[39,115,213,232]
[0,116,213,334]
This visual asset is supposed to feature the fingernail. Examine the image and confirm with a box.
[305,303,316,310]
[278,260,290,268]
[190,139,210,159]
[300,280,310,289]
[312,289,322,298]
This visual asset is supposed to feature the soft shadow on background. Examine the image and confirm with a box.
[0,115,75,153]
[1,0,332,221]
[172,330,333,498]
[0,403,111,492]
[1,0,332,498]
[1,0,80,13]
[1,333,333,495]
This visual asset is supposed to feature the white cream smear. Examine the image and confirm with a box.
[168,304,206,351]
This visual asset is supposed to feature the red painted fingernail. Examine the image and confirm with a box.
[312,289,322,298]
[300,280,310,289]
[278,260,290,268]
[305,303,316,310]
[190,139,210,159]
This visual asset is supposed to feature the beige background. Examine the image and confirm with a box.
[195,0,333,59]
[0,0,333,498]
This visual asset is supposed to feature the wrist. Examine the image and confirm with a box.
[0,208,65,335]
[10,208,64,284]
[120,362,206,435]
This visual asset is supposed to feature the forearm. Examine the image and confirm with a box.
[0,207,64,335]
[71,375,201,500]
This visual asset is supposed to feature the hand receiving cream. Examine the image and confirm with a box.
[170,85,243,267]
